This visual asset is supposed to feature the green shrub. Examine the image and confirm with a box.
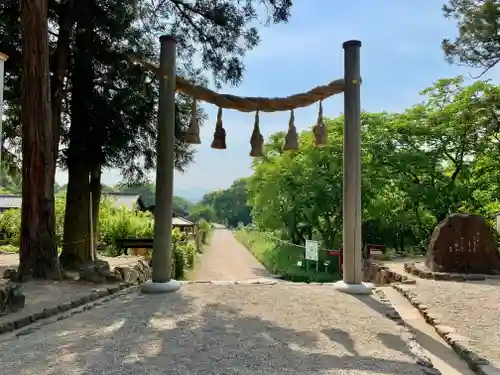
[0,209,21,245]
[99,198,154,245]
[0,244,19,253]
[235,229,340,283]
[0,195,197,279]
[197,219,212,245]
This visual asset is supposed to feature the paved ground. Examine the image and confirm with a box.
[398,277,500,370]
[382,259,500,370]
[0,283,429,375]
[382,287,475,375]
[192,228,269,281]
[0,237,478,374]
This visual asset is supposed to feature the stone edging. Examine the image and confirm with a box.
[374,288,441,375]
[0,281,137,337]
[367,263,416,285]
[403,262,500,282]
[393,283,497,375]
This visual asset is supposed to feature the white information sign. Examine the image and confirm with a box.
[305,240,319,261]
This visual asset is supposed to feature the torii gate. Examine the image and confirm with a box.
[0,36,372,295]
[140,35,372,295]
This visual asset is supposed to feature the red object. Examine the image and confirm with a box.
[327,249,343,276]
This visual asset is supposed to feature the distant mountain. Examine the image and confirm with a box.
[173,187,207,203]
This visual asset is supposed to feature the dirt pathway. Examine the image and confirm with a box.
[192,228,269,281]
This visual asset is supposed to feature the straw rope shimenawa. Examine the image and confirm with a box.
[126,53,345,112]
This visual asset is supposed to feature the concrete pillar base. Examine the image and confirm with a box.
[141,279,181,294]
[332,280,374,295]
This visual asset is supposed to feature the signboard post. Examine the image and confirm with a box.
[305,240,319,272]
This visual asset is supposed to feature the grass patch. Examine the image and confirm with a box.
[235,229,340,283]
[0,244,19,253]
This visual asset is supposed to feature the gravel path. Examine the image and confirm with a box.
[0,253,146,327]
[0,283,429,375]
[192,229,269,281]
[402,278,500,369]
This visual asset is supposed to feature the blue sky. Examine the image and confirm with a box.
[56,0,500,201]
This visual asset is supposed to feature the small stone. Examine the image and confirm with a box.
[465,274,486,281]
[400,279,416,285]
[256,278,278,285]
[385,309,400,320]
[416,357,433,368]
[422,368,440,375]
[107,286,120,294]
[40,307,57,318]
[79,295,90,304]
[13,316,31,329]
[467,352,489,366]
[70,298,83,308]
[477,364,500,375]
[3,268,16,279]
[0,322,14,334]
[15,327,39,337]
[78,261,111,283]
[404,263,413,272]
[58,302,72,312]
[89,292,100,301]
[210,280,235,285]
[434,324,455,336]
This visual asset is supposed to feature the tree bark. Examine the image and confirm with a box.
[89,164,102,250]
[18,0,61,280]
[59,9,94,270]
[50,0,76,167]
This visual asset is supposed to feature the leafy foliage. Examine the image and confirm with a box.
[244,77,500,260]
[235,229,340,282]
[442,0,500,74]
[197,178,252,227]
[0,195,197,278]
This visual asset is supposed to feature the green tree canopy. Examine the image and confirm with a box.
[442,0,500,74]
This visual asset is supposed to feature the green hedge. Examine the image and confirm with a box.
[0,195,196,279]
[235,229,340,283]
[197,219,212,245]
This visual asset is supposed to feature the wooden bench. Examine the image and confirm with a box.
[366,243,386,257]
[115,238,153,256]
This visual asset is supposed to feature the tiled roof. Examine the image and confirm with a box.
[172,216,194,227]
[0,194,22,209]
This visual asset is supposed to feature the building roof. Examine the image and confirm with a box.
[0,194,22,209]
[172,216,195,227]
[106,193,140,210]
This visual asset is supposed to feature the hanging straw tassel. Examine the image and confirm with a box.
[184,98,201,144]
[313,100,327,147]
[211,107,226,150]
[250,110,264,157]
[283,109,299,151]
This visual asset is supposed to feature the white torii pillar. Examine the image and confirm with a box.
[333,40,373,295]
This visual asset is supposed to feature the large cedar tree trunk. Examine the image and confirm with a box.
[58,14,94,270]
[50,0,76,167]
[18,0,61,280]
